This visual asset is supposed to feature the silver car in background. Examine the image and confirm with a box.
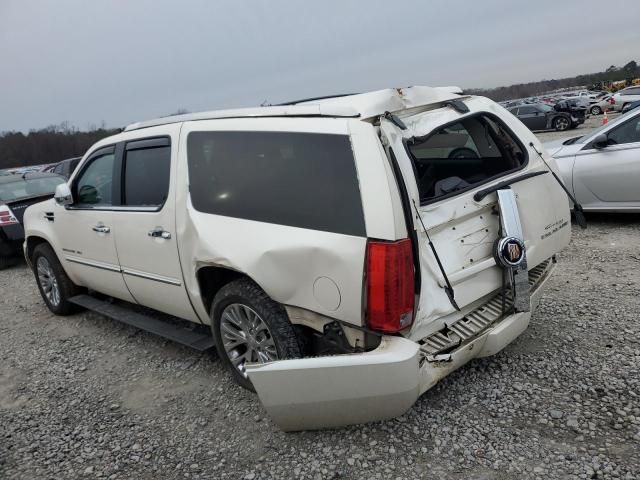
[546,107,640,212]
[610,86,640,112]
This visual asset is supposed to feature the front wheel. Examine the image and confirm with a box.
[210,278,302,391]
[553,116,570,131]
[32,243,81,315]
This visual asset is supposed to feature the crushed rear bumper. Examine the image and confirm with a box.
[247,263,555,431]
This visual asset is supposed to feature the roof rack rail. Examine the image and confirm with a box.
[275,92,359,106]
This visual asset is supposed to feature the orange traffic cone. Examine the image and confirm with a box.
[603,109,608,125]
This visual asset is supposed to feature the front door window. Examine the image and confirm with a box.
[607,117,640,145]
[75,152,115,206]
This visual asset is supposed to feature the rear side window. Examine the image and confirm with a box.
[518,106,535,114]
[53,163,65,176]
[407,114,526,203]
[123,144,171,207]
[187,131,365,236]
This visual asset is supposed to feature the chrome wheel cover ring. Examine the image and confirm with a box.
[37,256,61,306]
[220,303,278,378]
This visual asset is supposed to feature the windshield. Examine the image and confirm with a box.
[539,104,553,112]
[0,176,65,202]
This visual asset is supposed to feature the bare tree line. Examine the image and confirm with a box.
[2,59,638,170]
[467,60,639,101]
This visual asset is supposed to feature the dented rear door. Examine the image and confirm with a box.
[380,99,571,340]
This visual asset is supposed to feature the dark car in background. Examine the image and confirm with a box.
[508,103,577,131]
[554,99,588,125]
[42,156,82,179]
[0,172,65,268]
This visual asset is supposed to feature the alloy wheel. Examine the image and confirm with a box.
[37,256,61,306]
[556,117,569,130]
[220,303,278,377]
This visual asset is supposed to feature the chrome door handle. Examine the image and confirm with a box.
[92,225,110,233]
[148,228,171,239]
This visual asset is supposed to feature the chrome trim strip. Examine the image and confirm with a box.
[67,206,160,212]
[65,256,121,273]
[496,189,530,313]
[121,268,181,286]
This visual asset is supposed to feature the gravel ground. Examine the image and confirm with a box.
[1,161,639,478]
[2,218,639,480]
[536,112,620,144]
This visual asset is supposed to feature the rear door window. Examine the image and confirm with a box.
[517,106,535,115]
[187,131,365,236]
[407,114,526,203]
[122,140,171,208]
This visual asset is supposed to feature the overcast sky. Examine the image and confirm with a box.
[1,0,638,132]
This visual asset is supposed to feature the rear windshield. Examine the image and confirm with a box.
[407,114,526,203]
[187,131,366,236]
[0,176,65,202]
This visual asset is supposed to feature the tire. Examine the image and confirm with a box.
[590,106,602,115]
[32,243,81,315]
[553,116,570,131]
[210,278,302,391]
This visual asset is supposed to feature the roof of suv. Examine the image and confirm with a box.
[124,86,465,132]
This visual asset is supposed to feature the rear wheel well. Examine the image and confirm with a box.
[26,236,49,263]
[196,266,246,314]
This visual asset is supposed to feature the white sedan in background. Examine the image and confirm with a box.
[545,108,640,212]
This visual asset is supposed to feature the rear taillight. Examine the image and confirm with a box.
[0,204,19,226]
[366,239,415,333]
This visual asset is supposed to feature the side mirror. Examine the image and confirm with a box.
[54,183,73,206]
[592,133,609,149]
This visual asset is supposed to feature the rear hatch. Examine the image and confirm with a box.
[380,96,571,340]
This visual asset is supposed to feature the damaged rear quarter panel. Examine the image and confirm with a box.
[174,117,394,326]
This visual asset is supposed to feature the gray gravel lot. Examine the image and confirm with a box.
[1,125,639,479]
[536,112,619,144]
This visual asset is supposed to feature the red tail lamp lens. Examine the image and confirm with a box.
[366,238,415,333]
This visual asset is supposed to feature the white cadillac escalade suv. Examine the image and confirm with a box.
[23,86,571,431]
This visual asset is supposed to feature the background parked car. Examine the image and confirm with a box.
[545,107,640,212]
[589,95,614,115]
[610,86,640,112]
[554,99,588,125]
[560,95,591,109]
[508,103,577,131]
[0,172,65,268]
[42,156,82,179]
[621,100,640,114]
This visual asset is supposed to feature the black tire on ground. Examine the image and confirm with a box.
[32,243,81,315]
[590,105,602,115]
[210,278,303,391]
[553,116,570,131]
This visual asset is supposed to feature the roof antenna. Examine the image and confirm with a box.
[260,99,271,107]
